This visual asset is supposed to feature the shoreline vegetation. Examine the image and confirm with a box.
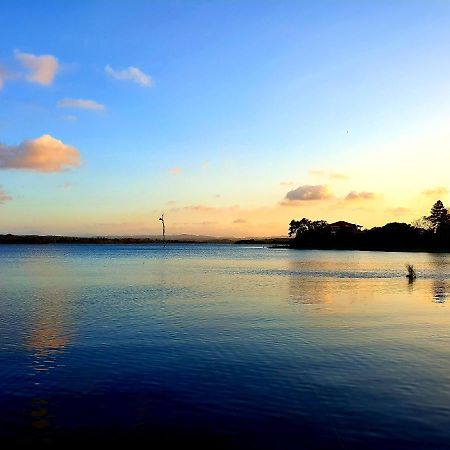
[288,200,450,252]
[0,234,290,246]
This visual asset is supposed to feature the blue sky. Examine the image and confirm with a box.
[1,1,449,236]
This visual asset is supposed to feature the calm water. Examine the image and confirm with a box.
[1,244,449,448]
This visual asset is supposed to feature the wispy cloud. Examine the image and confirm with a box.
[283,185,333,203]
[15,50,59,85]
[422,186,448,197]
[192,221,218,226]
[59,181,75,189]
[280,181,295,187]
[57,98,105,110]
[170,204,240,214]
[386,207,411,216]
[233,218,247,224]
[309,169,348,181]
[308,170,326,177]
[329,172,348,180]
[105,65,152,86]
[168,167,183,175]
[0,68,6,90]
[183,205,216,212]
[0,134,80,172]
[63,115,78,122]
[345,191,376,201]
[0,65,16,90]
[0,187,12,205]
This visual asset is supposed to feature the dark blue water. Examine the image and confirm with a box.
[1,244,449,448]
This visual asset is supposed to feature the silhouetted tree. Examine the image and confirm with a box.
[288,218,332,238]
[289,218,312,237]
[412,216,433,232]
[312,220,329,231]
[289,219,304,237]
[287,205,450,251]
[427,200,449,233]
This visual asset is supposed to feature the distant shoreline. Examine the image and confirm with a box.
[0,234,289,246]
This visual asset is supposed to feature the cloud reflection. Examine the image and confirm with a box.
[20,254,78,439]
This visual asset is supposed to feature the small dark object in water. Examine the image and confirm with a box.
[406,264,417,280]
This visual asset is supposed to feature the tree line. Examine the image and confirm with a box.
[288,200,450,251]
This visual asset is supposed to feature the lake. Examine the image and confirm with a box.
[0,244,449,448]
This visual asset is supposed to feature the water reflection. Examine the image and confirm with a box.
[289,275,334,305]
[19,253,78,439]
[427,253,450,273]
[432,280,448,304]
[31,398,50,432]
[427,254,449,304]
[406,277,415,297]
[23,284,74,372]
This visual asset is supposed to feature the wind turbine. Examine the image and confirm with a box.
[159,213,166,247]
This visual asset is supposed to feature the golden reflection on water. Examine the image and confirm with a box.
[287,258,449,316]
[24,287,73,371]
[432,280,448,304]
[427,254,449,304]
[31,398,50,432]
[18,252,77,436]
[288,276,334,305]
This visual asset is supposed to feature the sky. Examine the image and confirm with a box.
[0,0,449,237]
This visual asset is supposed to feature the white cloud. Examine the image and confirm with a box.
[0,134,80,172]
[15,50,59,85]
[57,98,105,110]
[105,64,152,87]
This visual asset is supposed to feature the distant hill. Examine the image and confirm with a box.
[128,234,237,242]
